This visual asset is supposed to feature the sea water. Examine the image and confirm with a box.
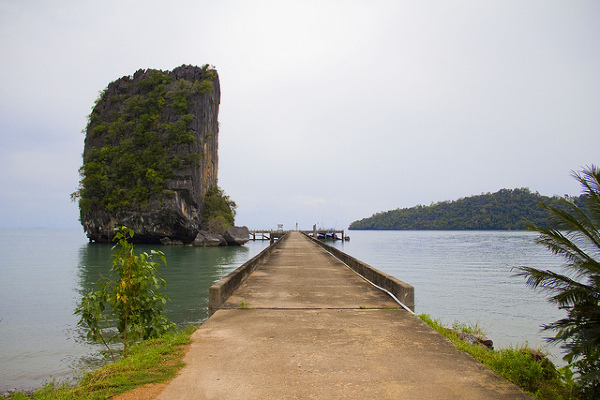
[0,229,567,394]
[331,230,567,361]
[0,229,269,394]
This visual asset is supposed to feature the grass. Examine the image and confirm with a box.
[239,301,250,309]
[6,325,196,400]
[418,314,580,399]
[6,315,581,399]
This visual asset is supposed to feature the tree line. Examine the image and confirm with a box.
[349,188,583,230]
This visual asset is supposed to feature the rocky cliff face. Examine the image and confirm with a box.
[77,65,220,243]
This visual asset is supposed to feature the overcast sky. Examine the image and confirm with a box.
[1,1,598,231]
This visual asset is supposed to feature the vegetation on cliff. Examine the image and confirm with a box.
[71,64,229,243]
[72,65,216,214]
[350,188,583,230]
[202,185,237,234]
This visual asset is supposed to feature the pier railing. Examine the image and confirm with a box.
[303,232,415,312]
[208,232,290,315]
[250,229,347,241]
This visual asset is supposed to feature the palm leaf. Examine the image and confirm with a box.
[516,165,600,395]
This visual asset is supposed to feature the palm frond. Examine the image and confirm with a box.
[574,165,600,226]
[518,166,600,389]
[538,200,600,251]
[515,266,598,306]
[530,226,600,278]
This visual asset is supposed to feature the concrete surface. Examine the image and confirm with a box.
[209,231,288,315]
[157,232,531,399]
[305,233,414,311]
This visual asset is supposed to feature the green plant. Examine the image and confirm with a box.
[7,326,195,400]
[419,314,578,399]
[192,79,214,94]
[75,227,176,358]
[515,166,600,398]
[202,185,237,233]
[72,65,219,216]
[239,301,250,309]
[451,321,485,336]
[171,88,189,114]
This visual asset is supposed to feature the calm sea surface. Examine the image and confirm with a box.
[0,229,566,394]
[0,229,270,394]
[330,230,566,359]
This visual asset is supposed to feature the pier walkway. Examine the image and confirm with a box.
[158,232,530,399]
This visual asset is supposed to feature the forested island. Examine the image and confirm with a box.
[72,64,244,245]
[349,188,582,230]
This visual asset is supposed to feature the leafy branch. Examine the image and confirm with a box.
[75,226,176,358]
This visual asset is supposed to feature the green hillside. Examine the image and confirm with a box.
[349,188,581,230]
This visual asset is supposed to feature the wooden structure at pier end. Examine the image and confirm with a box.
[250,225,347,243]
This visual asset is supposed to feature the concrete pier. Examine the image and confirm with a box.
[158,232,530,399]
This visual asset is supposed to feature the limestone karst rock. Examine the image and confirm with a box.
[192,230,227,247]
[223,226,250,245]
[76,65,221,243]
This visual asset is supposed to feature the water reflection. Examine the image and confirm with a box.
[72,242,261,375]
[76,243,257,326]
[0,228,268,395]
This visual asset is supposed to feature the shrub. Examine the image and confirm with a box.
[419,314,578,399]
[202,185,237,232]
[75,227,176,358]
[193,79,214,94]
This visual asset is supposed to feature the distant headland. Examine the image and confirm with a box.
[349,188,583,230]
